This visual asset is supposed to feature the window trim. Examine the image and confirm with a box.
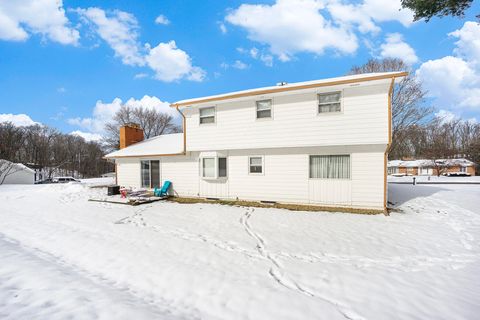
[140,159,161,188]
[317,91,342,115]
[308,154,351,180]
[200,156,228,180]
[248,156,264,175]
[199,106,216,125]
[255,99,273,120]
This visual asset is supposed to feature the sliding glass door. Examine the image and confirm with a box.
[151,161,160,188]
[141,160,160,188]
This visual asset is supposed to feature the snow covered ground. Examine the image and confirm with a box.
[0,179,479,320]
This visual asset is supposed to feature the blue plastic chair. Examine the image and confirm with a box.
[154,180,171,197]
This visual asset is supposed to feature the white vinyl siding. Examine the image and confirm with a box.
[256,99,272,119]
[185,83,390,152]
[318,92,341,113]
[115,148,385,210]
[309,155,350,179]
[199,107,215,124]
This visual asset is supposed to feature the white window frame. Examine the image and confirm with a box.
[140,159,161,188]
[255,99,273,120]
[200,156,228,180]
[308,154,351,180]
[248,156,264,175]
[317,91,342,115]
[199,106,216,125]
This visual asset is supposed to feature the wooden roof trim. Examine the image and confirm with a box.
[171,72,408,108]
[104,152,186,159]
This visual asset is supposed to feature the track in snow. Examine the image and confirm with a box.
[239,208,365,320]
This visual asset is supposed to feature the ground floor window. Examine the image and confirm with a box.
[388,167,398,174]
[201,157,228,179]
[309,155,350,179]
[249,156,263,174]
[141,160,160,188]
[460,166,467,173]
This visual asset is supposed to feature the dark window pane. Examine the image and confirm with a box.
[151,160,160,188]
[200,116,215,124]
[257,109,271,118]
[218,158,227,177]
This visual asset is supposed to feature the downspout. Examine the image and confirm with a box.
[384,77,396,213]
[175,104,187,155]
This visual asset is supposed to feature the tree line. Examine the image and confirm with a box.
[0,122,113,179]
[350,58,480,168]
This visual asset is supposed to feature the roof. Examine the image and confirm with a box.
[0,159,35,173]
[172,71,407,107]
[104,133,184,158]
[388,158,475,168]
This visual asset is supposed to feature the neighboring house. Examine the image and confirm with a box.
[0,160,35,184]
[24,163,47,182]
[105,72,407,211]
[388,159,476,176]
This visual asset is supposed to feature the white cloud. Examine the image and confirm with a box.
[145,41,206,82]
[70,130,103,142]
[238,47,274,67]
[380,33,418,64]
[154,14,170,25]
[260,54,274,67]
[435,109,477,124]
[0,113,39,126]
[0,0,79,45]
[435,110,458,123]
[232,60,248,70]
[134,73,148,79]
[249,47,259,59]
[226,0,414,62]
[78,7,204,82]
[449,21,480,67]
[416,21,480,113]
[219,22,227,34]
[226,0,358,61]
[76,7,145,66]
[68,95,177,135]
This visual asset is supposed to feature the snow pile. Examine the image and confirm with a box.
[0,182,479,319]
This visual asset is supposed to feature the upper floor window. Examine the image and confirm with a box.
[309,155,350,179]
[199,107,215,124]
[256,99,272,119]
[318,92,341,114]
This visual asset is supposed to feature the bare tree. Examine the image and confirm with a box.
[0,159,22,185]
[349,58,434,159]
[103,105,181,151]
[1,122,113,179]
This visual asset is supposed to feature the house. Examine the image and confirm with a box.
[0,160,35,184]
[388,159,476,176]
[105,72,407,211]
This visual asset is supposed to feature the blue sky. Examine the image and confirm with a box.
[0,0,479,140]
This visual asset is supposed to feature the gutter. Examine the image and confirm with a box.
[384,74,405,212]
[171,72,409,108]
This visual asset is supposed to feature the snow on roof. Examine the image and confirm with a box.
[388,158,475,167]
[173,72,407,107]
[0,159,35,173]
[104,133,184,158]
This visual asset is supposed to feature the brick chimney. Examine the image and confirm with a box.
[119,123,144,149]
